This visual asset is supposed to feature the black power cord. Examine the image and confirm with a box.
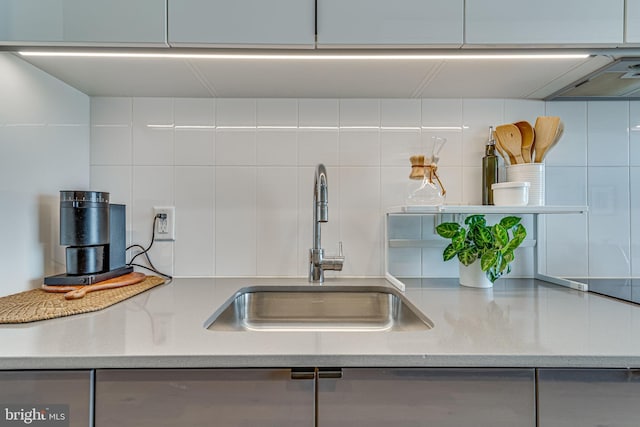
[125,214,173,280]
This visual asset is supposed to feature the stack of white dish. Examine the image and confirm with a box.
[506,163,545,206]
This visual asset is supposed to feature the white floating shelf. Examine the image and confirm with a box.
[388,205,588,215]
[388,239,537,248]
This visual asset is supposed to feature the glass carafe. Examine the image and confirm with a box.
[406,136,447,206]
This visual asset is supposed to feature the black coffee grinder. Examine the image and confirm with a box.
[44,191,132,285]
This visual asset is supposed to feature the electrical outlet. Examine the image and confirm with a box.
[153,206,175,241]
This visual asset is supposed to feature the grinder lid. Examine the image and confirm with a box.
[60,190,109,204]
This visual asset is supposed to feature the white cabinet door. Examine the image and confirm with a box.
[317,0,463,47]
[0,370,92,427]
[318,368,536,427]
[627,0,640,43]
[465,0,624,45]
[0,0,167,46]
[538,369,640,427]
[168,0,315,47]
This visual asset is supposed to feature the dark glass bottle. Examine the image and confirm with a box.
[482,126,498,205]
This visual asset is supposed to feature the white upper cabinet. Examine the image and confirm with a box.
[317,0,463,47]
[0,0,167,46]
[465,0,624,46]
[627,0,640,43]
[168,0,315,47]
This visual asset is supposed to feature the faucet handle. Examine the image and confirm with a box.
[321,241,344,272]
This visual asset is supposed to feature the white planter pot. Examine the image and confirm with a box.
[459,260,493,288]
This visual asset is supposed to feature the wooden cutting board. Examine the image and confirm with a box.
[42,272,146,300]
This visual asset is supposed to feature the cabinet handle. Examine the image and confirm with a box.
[317,368,343,379]
[290,368,315,380]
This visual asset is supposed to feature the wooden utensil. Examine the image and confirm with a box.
[514,121,535,163]
[533,116,561,163]
[537,120,564,162]
[495,124,525,164]
[42,272,146,300]
[494,135,513,165]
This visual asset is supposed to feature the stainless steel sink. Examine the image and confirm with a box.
[204,285,433,332]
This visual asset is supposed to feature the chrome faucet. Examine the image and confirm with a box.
[309,164,344,282]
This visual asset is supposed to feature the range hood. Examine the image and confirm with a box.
[4,49,617,99]
[549,58,640,100]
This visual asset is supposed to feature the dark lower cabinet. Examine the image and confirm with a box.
[95,369,314,427]
[317,368,536,427]
[3,367,638,426]
[95,367,536,426]
[0,370,92,427]
[538,369,640,427]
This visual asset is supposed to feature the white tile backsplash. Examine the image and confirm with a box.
[91,97,132,125]
[91,125,132,166]
[132,165,175,276]
[544,166,588,277]
[256,99,298,127]
[421,98,463,128]
[338,129,380,166]
[298,129,339,166]
[587,101,629,167]
[381,129,421,166]
[175,128,215,166]
[215,167,257,276]
[436,166,463,205]
[339,167,382,276]
[132,98,174,166]
[174,166,215,277]
[588,167,631,277]
[86,96,639,280]
[256,167,299,276]
[216,99,256,127]
[339,99,380,127]
[381,166,413,210]
[381,99,421,127]
[215,129,256,165]
[174,98,215,126]
[298,99,339,127]
[256,129,297,166]
[544,101,587,167]
[504,99,545,125]
[461,99,504,167]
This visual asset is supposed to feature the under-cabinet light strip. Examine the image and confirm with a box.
[148,124,469,130]
[19,51,591,60]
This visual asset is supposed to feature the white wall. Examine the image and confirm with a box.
[0,53,90,295]
[91,96,639,279]
[1,59,634,293]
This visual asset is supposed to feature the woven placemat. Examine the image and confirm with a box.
[0,276,166,324]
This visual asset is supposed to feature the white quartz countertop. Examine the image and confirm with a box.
[1,277,639,370]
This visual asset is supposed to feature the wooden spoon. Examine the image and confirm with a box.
[514,121,535,163]
[495,124,524,164]
[494,135,512,165]
[536,120,564,162]
[533,116,561,163]
[41,272,146,300]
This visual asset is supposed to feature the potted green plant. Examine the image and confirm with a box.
[435,214,527,287]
